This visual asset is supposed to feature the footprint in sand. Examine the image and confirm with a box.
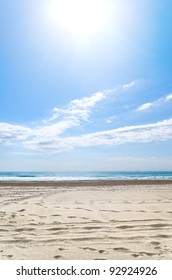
[47,227,66,231]
[116,225,134,229]
[82,247,96,251]
[54,255,62,259]
[0,229,8,232]
[91,220,102,223]
[52,214,62,217]
[113,247,130,253]
[59,248,65,251]
[131,254,139,258]
[84,226,102,230]
[3,255,13,259]
[156,234,171,238]
[15,228,35,232]
[99,250,105,254]
[151,241,160,246]
[18,209,26,212]
[140,252,156,257]
[11,214,16,218]
[0,211,6,216]
[94,258,107,260]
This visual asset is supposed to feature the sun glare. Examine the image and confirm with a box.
[46,0,109,37]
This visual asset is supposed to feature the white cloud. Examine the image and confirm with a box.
[122,80,137,89]
[1,116,172,153]
[1,86,172,154]
[44,81,139,124]
[137,92,172,111]
[34,120,79,137]
[0,91,106,151]
[137,102,153,111]
[68,118,172,147]
[0,122,32,145]
[106,115,117,124]
[166,93,172,101]
[106,119,112,124]
[23,138,72,153]
[20,118,172,153]
[47,91,106,123]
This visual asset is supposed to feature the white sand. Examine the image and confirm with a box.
[0,180,172,259]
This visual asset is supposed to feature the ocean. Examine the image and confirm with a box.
[0,171,172,181]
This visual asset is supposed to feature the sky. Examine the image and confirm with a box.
[0,0,172,171]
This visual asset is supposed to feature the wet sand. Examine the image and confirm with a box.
[0,180,172,260]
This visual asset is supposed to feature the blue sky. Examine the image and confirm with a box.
[0,0,172,171]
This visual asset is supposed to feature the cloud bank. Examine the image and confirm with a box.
[1,117,172,153]
[1,85,172,153]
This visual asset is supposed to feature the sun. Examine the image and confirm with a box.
[46,0,109,37]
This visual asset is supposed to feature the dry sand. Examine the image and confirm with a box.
[0,180,172,260]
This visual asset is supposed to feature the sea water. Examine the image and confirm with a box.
[0,171,172,181]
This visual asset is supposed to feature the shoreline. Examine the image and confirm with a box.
[1,179,172,187]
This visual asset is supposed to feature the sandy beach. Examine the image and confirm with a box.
[0,180,172,260]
